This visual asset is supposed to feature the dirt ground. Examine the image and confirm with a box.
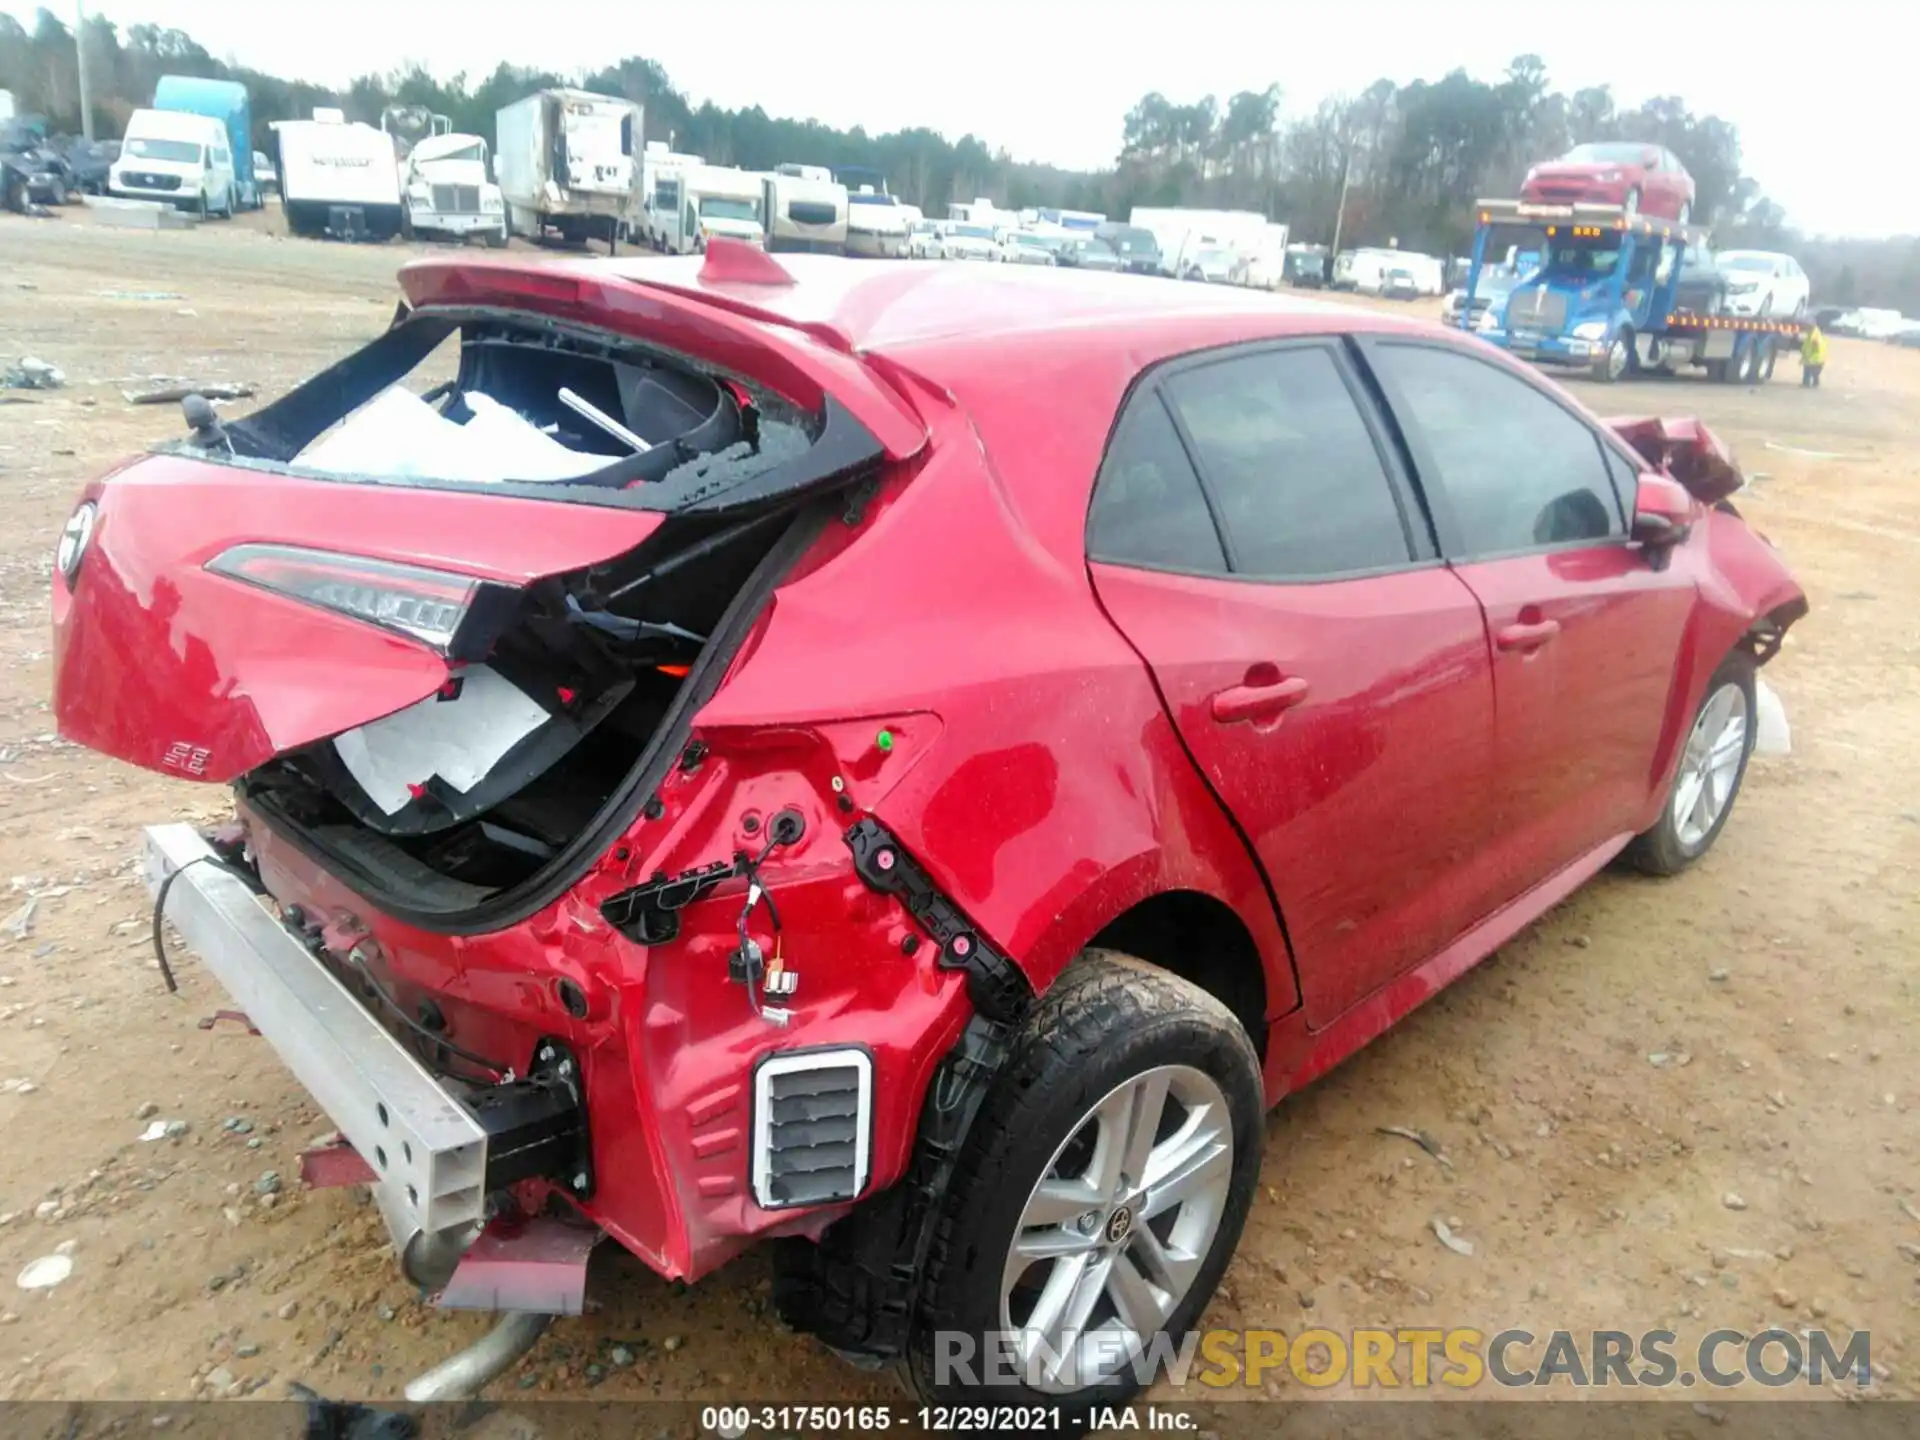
[0,207,1916,1417]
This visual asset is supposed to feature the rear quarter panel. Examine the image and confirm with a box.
[699,372,1300,1015]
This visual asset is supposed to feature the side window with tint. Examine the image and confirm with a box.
[1161,348,1412,579]
[1601,444,1640,515]
[1087,393,1227,574]
[1370,345,1623,554]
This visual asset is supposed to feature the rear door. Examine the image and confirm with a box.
[1361,338,1696,899]
[1088,340,1500,1028]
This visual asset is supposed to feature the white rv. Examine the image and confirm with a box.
[639,142,704,251]
[658,164,765,253]
[271,113,402,240]
[494,89,641,248]
[401,133,507,247]
[761,163,848,254]
[110,109,236,217]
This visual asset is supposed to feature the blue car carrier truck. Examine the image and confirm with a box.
[153,75,260,211]
[1459,198,1803,384]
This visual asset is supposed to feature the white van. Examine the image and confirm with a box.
[110,108,235,217]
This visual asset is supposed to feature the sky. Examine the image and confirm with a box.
[10,0,1914,237]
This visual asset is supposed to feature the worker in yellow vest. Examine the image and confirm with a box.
[1800,323,1829,389]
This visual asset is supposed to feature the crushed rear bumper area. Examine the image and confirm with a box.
[144,824,598,1302]
[146,823,490,1239]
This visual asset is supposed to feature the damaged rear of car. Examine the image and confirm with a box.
[52,249,949,1320]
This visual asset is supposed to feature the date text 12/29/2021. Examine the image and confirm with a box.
[701,1406,1197,1434]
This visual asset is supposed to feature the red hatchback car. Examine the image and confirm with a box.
[1522,141,1697,223]
[52,245,1804,1415]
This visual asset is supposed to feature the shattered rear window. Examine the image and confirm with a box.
[187,307,872,515]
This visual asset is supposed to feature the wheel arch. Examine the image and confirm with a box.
[1086,889,1271,1059]
[1639,513,1808,824]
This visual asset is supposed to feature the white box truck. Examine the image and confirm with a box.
[495,89,641,252]
[657,164,764,254]
[638,141,704,251]
[271,113,403,241]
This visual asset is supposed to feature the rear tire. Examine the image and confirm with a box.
[902,951,1263,1426]
[1624,650,1757,876]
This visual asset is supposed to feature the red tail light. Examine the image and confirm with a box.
[206,544,486,654]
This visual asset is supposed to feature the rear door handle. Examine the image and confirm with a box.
[1210,676,1310,724]
[1496,618,1562,652]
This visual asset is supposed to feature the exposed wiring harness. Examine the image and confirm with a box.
[343,947,512,1086]
[150,854,257,994]
[732,818,807,1024]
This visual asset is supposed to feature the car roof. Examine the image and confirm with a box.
[568,252,1373,356]
[414,250,1466,568]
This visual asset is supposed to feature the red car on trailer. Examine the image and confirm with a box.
[1522,141,1698,223]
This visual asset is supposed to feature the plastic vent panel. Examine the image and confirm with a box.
[752,1048,872,1210]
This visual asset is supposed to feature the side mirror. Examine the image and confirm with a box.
[1631,472,1697,548]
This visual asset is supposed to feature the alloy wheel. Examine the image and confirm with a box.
[1671,683,1749,849]
[999,1065,1234,1394]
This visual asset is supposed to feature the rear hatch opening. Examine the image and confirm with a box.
[65,298,901,927]
[237,501,785,915]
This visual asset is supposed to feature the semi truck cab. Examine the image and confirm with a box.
[1464,199,1801,385]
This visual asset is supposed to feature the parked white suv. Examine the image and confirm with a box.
[1716,250,1810,318]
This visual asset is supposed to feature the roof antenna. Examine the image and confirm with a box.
[698,237,797,287]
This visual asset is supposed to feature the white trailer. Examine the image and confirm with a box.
[272,114,403,241]
[1129,206,1271,277]
[949,197,1017,230]
[657,164,765,254]
[761,163,847,254]
[495,89,641,251]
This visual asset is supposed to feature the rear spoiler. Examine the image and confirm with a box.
[1606,416,1745,505]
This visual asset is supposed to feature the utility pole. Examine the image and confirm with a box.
[1330,138,1355,255]
[74,2,95,140]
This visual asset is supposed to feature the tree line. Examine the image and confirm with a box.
[4,8,1914,310]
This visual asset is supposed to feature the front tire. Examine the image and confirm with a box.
[903,952,1263,1423]
[1624,650,1757,876]
[1593,328,1634,383]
